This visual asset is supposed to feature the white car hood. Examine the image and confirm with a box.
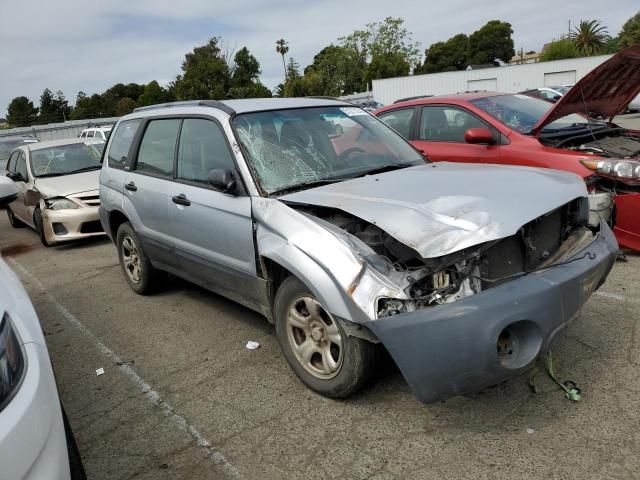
[33,170,99,198]
[281,162,587,259]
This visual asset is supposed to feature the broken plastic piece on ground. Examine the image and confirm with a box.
[96,367,105,376]
[526,428,535,434]
[246,341,260,350]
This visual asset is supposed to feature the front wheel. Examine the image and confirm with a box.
[274,276,376,398]
[34,208,52,247]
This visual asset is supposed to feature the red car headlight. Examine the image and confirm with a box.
[580,158,640,182]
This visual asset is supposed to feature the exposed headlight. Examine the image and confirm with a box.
[581,158,640,180]
[45,198,79,210]
[0,314,26,411]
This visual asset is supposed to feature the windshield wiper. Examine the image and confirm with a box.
[67,165,102,174]
[36,172,67,178]
[269,178,347,196]
[350,162,417,178]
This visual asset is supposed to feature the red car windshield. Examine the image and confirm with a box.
[470,94,591,134]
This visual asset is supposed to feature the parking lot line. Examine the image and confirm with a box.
[595,291,635,303]
[8,257,242,480]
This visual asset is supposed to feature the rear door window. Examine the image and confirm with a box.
[176,118,235,185]
[135,119,180,177]
[377,108,414,139]
[7,151,20,172]
[107,119,142,170]
[15,152,28,180]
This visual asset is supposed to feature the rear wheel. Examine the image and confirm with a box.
[33,208,52,247]
[274,276,376,398]
[6,207,26,228]
[116,222,162,294]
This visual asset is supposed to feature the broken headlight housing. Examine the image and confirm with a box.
[581,158,640,183]
[44,198,79,210]
[0,314,26,412]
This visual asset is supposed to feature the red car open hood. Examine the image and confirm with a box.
[532,44,640,134]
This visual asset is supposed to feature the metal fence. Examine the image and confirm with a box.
[0,117,119,142]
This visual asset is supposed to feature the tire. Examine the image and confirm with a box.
[62,407,87,480]
[7,207,26,228]
[274,276,376,398]
[116,222,161,294]
[33,208,52,247]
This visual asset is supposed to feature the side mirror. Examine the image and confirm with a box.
[208,168,237,193]
[0,176,18,207]
[6,171,24,182]
[464,127,496,145]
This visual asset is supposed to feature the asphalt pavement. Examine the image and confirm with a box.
[1,182,640,478]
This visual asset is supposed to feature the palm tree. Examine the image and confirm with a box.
[275,39,289,80]
[570,20,611,56]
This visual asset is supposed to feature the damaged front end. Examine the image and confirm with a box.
[292,196,594,320]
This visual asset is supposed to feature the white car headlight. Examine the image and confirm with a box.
[45,198,79,210]
[0,314,26,411]
[581,158,640,180]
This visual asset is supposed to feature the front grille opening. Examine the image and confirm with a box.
[80,221,103,234]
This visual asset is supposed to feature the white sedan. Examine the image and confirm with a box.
[0,177,85,479]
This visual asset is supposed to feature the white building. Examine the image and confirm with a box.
[372,54,613,106]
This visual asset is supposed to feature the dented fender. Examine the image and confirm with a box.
[253,197,398,324]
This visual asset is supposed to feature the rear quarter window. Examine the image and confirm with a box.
[107,119,142,170]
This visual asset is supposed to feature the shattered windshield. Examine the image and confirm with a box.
[31,141,105,177]
[470,94,594,134]
[232,106,425,194]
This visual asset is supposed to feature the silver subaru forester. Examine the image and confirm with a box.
[99,98,617,403]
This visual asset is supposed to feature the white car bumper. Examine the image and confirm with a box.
[0,342,70,480]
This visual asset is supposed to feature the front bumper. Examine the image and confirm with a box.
[0,343,70,480]
[42,206,105,245]
[367,224,618,403]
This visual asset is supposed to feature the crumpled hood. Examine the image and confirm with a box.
[281,162,587,259]
[33,170,99,198]
[533,44,640,132]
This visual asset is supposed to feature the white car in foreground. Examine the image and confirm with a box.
[0,176,85,479]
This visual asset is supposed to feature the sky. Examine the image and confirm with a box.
[1,0,638,116]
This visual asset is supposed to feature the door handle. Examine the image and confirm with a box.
[125,182,137,192]
[172,194,191,206]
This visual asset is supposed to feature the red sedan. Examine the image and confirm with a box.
[375,45,640,251]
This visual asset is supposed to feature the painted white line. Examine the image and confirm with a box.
[8,258,242,479]
[595,291,633,303]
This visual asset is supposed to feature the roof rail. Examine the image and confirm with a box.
[133,100,236,115]
[393,95,433,104]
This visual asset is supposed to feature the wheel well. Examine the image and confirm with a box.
[261,257,291,306]
[108,210,129,241]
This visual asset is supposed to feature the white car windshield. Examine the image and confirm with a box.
[470,94,594,134]
[31,142,105,178]
[232,106,425,195]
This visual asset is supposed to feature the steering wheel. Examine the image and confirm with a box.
[336,147,366,164]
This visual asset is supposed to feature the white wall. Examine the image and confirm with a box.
[372,55,613,105]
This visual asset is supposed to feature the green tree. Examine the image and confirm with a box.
[116,97,137,116]
[228,47,271,99]
[303,45,366,96]
[138,81,174,106]
[275,39,289,79]
[70,92,106,120]
[283,58,308,97]
[467,20,515,64]
[6,96,38,127]
[417,34,469,74]
[340,17,421,70]
[618,11,640,48]
[540,39,579,61]
[174,37,230,100]
[38,88,56,123]
[52,91,71,121]
[570,20,610,56]
[365,52,410,84]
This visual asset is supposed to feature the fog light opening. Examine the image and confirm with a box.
[497,321,543,369]
[52,223,68,236]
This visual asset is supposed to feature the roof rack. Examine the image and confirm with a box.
[393,95,433,104]
[133,100,236,115]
